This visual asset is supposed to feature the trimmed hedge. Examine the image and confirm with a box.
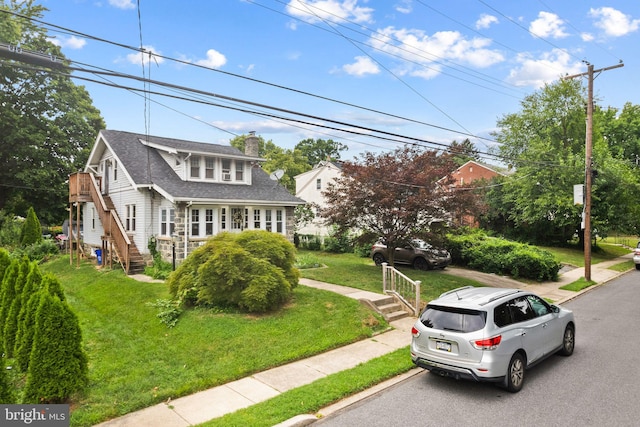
[447,231,560,281]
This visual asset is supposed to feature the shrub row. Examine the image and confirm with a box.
[446,230,560,281]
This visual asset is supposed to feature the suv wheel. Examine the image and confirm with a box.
[504,353,525,393]
[558,324,575,356]
[373,253,386,266]
[413,257,430,271]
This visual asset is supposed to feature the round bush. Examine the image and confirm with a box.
[168,230,299,313]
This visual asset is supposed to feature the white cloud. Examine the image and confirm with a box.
[581,32,594,42]
[476,14,498,30]
[589,7,640,37]
[195,49,227,68]
[48,35,86,49]
[529,11,568,39]
[342,56,380,76]
[109,0,135,10]
[395,0,412,14]
[368,27,504,79]
[124,45,165,66]
[506,49,583,88]
[286,0,374,25]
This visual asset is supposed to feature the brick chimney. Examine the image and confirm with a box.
[245,131,259,157]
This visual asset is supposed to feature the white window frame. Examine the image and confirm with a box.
[160,208,175,237]
[190,155,201,179]
[125,204,136,232]
[191,209,200,237]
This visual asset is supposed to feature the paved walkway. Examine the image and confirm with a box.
[97,253,634,427]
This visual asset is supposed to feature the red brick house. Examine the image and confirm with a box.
[448,160,504,227]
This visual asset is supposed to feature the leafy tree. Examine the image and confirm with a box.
[485,79,640,244]
[19,206,42,246]
[320,145,477,265]
[295,138,348,166]
[23,290,88,403]
[0,0,105,225]
[600,102,640,162]
[261,141,311,193]
[448,138,480,166]
[168,230,298,313]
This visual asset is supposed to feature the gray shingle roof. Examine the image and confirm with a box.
[100,130,304,205]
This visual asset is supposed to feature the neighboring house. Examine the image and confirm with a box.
[294,160,343,238]
[446,160,504,227]
[68,130,304,274]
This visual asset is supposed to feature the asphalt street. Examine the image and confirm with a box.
[314,270,640,427]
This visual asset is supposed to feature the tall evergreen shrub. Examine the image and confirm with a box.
[0,355,14,403]
[15,264,43,371]
[3,257,31,357]
[23,291,88,403]
[19,207,42,247]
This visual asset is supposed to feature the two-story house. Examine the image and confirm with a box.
[294,160,343,238]
[68,130,304,274]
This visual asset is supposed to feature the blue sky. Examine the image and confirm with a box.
[40,0,639,161]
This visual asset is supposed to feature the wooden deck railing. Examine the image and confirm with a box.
[69,172,132,273]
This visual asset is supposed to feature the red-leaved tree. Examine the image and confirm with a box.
[320,145,479,265]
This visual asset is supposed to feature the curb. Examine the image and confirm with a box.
[276,368,423,426]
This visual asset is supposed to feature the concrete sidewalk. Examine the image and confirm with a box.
[97,254,633,427]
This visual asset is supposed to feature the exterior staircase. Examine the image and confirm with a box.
[102,196,145,275]
[370,295,411,322]
[68,172,145,275]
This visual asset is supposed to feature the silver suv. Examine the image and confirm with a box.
[411,286,575,392]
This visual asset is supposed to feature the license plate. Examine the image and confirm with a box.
[436,341,451,352]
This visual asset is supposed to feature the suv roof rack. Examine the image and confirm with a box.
[438,286,474,299]
[480,289,522,305]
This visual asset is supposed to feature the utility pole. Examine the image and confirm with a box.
[564,61,623,281]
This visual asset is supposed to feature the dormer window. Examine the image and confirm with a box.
[235,161,244,181]
[190,155,201,178]
[222,159,232,181]
[205,157,215,179]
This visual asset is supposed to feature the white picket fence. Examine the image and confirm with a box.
[382,263,421,316]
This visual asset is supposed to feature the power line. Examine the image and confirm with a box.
[0,7,499,145]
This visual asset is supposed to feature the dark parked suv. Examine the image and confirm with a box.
[371,239,451,270]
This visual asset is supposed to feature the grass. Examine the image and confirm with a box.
[540,242,633,267]
[33,256,388,427]
[17,241,633,426]
[560,278,597,292]
[298,250,481,303]
[199,347,415,427]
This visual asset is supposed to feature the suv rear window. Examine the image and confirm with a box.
[420,305,487,333]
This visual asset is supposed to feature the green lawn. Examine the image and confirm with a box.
[298,250,481,303]
[24,242,632,426]
[540,242,633,267]
[34,256,388,427]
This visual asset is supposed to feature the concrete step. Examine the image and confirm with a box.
[377,302,404,314]
[386,310,410,322]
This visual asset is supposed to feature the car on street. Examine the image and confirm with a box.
[633,242,640,270]
[411,286,575,393]
[371,239,451,270]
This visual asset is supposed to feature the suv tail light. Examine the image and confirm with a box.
[471,335,502,350]
[411,326,420,337]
